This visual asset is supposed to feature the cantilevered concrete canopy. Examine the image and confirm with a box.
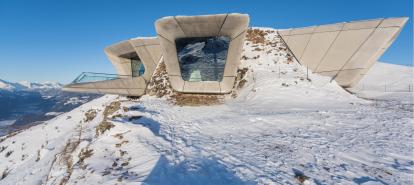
[63,37,162,96]
[155,13,250,93]
[278,17,408,87]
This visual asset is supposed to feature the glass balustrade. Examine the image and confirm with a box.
[71,72,131,84]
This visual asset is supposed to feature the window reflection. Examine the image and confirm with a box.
[176,36,230,82]
[131,57,145,77]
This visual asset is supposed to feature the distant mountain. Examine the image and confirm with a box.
[0,79,63,91]
[0,79,101,136]
[18,81,63,89]
[0,79,26,91]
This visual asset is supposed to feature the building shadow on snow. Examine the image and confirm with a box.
[130,116,161,136]
[143,155,252,185]
[115,115,161,136]
[129,104,160,115]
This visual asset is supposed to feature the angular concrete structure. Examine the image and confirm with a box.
[63,37,162,96]
[155,13,250,93]
[278,17,408,87]
[63,14,408,97]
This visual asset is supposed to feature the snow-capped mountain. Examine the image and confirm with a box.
[18,81,63,90]
[0,28,412,185]
[0,79,100,136]
[0,79,63,91]
[0,79,26,91]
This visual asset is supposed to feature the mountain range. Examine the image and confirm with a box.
[0,79,100,136]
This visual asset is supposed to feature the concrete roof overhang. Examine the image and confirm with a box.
[155,13,250,93]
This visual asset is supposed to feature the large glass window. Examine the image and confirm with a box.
[175,36,230,82]
[131,57,145,77]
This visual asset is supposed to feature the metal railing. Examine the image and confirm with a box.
[71,72,132,84]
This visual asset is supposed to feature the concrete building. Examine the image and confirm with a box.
[63,37,162,96]
[63,14,407,96]
[278,17,408,87]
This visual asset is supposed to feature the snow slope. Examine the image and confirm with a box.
[0,28,412,185]
[349,62,413,102]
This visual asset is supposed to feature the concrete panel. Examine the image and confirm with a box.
[116,89,130,95]
[315,71,337,77]
[175,14,226,37]
[315,28,374,72]
[224,31,246,75]
[334,69,365,87]
[219,13,250,39]
[155,16,186,42]
[157,36,181,76]
[62,87,100,94]
[127,89,146,96]
[120,77,146,89]
[64,82,96,89]
[130,37,159,47]
[145,45,163,65]
[92,79,123,89]
[223,62,239,78]
[342,27,400,70]
[290,26,315,35]
[342,19,382,30]
[203,82,221,93]
[98,89,122,95]
[106,54,128,76]
[168,75,185,92]
[220,76,236,93]
[183,81,205,93]
[278,29,291,36]
[105,40,135,55]
[314,23,344,33]
[285,34,313,60]
[118,60,132,76]
[281,35,290,45]
[379,17,409,28]
[300,31,339,70]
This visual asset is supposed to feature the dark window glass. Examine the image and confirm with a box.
[175,36,230,82]
[131,58,145,77]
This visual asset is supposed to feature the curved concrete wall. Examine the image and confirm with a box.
[155,13,249,93]
[64,37,162,96]
[278,17,408,87]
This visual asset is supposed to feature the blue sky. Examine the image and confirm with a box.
[0,0,412,83]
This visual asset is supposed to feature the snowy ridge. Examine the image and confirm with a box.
[18,81,63,90]
[0,27,412,185]
[0,79,26,91]
[0,79,62,91]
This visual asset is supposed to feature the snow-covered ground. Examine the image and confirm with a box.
[0,28,412,185]
[349,62,413,103]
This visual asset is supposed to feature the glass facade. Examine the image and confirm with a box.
[131,57,145,77]
[175,36,230,82]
